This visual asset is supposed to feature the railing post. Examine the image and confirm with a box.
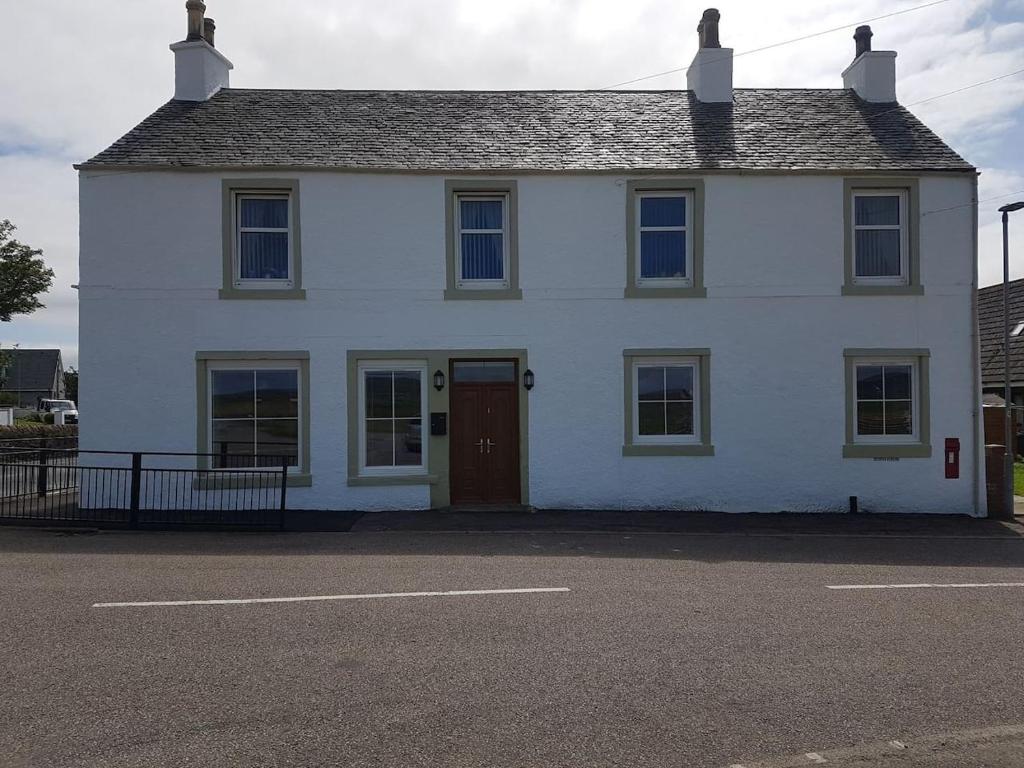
[129,453,142,529]
[36,449,49,498]
[279,459,288,531]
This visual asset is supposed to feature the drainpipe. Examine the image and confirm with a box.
[971,174,981,516]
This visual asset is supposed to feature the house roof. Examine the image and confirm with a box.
[78,88,974,173]
[979,279,1024,386]
[0,349,63,392]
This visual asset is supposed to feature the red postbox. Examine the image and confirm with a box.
[945,438,960,479]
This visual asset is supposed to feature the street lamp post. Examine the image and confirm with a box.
[1000,202,1024,518]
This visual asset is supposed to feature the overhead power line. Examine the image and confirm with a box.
[598,0,954,90]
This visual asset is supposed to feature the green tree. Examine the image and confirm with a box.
[0,220,54,322]
[64,367,78,402]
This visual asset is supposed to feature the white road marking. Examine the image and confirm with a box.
[827,582,1024,590]
[93,587,571,609]
[805,753,827,763]
[889,740,908,749]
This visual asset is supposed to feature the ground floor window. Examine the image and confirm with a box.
[196,352,311,477]
[843,349,930,458]
[622,348,713,456]
[357,361,428,475]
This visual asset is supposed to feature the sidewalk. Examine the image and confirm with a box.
[282,508,1024,537]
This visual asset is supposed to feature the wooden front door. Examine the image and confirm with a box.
[449,360,521,506]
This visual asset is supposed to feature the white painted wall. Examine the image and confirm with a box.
[78,170,979,514]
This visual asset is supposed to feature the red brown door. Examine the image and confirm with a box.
[449,361,521,506]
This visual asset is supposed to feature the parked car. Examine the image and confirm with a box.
[38,399,78,425]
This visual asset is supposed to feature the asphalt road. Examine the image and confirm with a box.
[2,525,1024,767]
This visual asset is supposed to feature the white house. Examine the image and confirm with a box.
[76,4,982,515]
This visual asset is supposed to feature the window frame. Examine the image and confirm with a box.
[634,191,694,289]
[220,179,305,300]
[444,180,521,300]
[630,357,701,446]
[842,178,922,296]
[623,348,713,456]
[843,348,931,459]
[850,189,909,286]
[625,179,706,299]
[454,192,510,290]
[356,360,429,478]
[195,351,311,486]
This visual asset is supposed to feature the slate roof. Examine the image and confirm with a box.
[79,88,973,173]
[979,279,1024,386]
[0,349,63,392]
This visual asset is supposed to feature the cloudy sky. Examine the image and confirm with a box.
[1,0,1023,367]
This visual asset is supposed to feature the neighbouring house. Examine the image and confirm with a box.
[0,349,66,408]
[978,278,1024,406]
[75,4,982,514]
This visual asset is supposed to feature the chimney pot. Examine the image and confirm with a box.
[203,17,216,47]
[185,0,207,41]
[854,25,873,58]
[697,8,721,49]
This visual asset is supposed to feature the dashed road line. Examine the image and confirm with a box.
[827,582,1024,590]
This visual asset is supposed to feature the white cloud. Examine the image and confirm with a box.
[1,0,1022,362]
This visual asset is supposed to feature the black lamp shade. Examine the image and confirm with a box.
[433,369,446,391]
[523,369,535,390]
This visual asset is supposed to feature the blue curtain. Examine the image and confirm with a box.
[240,232,289,279]
[641,196,685,227]
[855,230,900,276]
[855,196,899,226]
[640,231,686,278]
[461,199,503,229]
[461,234,503,279]
[241,198,288,228]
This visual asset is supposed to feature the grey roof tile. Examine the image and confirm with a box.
[979,279,1024,385]
[80,88,973,172]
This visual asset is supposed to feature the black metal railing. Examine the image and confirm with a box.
[0,448,288,529]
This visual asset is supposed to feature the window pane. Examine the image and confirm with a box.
[640,196,686,227]
[855,230,901,277]
[883,365,912,400]
[666,402,694,435]
[640,231,686,279]
[856,366,884,400]
[240,197,288,228]
[854,195,900,226]
[256,370,298,418]
[452,361,516,382]
[395,419,423,466]
[857,401,885,435]
[212,420,255,467]
[365,420,394,466]
[460,199,503,230]
[365,373,393,419]
[240,232,289,279]
[638,402,665,435]
[665,367,694,401]
[637,367,664,401]
[212,370,254,419]
[884,401,913,435]
[460,233,504,280]
[255,419,298,467]
[393,371,422,418]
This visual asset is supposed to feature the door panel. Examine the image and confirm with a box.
[449,364,521,506]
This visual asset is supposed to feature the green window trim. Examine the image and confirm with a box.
[622,348,713,456]
[842,347,931,459]
[221,178,305,300]
[625,179,707,299]
[444,180,521,300]
[842,177,922,296]
[195,351,312,480]
[346,349,530,507]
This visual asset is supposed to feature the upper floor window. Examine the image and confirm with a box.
[636,191,692,286]
[842,178,921,296]
[444,180,521,301]
[456,194,509,287]
[220,179,305,300]
[624,179,706,299]
[852,190,907,284]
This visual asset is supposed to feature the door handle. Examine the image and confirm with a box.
[486,438,495,454]
[476,439,485,454]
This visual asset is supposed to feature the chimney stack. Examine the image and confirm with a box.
[687,9,733,103]
[842,24,897,103]
[169,0,233,101]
